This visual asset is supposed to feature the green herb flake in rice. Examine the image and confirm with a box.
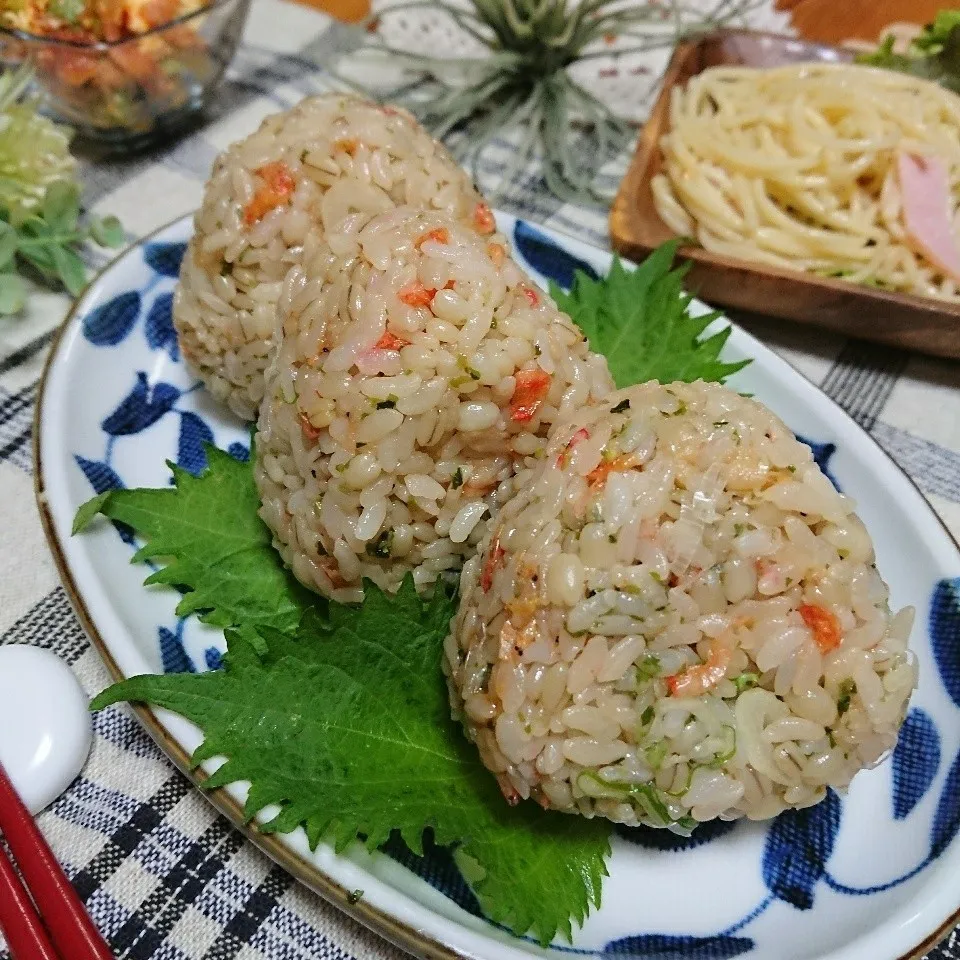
[254,205,613,603]
[174,93,499,422]
[445,380,917,828]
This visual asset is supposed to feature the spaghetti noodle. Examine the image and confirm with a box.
[651,64,960,302]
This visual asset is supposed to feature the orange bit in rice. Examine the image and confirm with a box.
[496,773,521,805]
[398,278,456,307]
[398,279,436,308]
[586,453,637,491]
[299,412,322,442]
[243,162,296,226]
[375,330,411,350]
[557,427,589,468]
[463,478,497,496]
[521,287,540,307]
[473,202,496,234]
[509,369,552,422]
[487,242,506,266]
[505,596,540,628]
[499,616,540,661]
[481,535,505,592]
[319,557,349,589]
[799,603,842,653]
[333,137,359,155]
[666,639,733,697]
[416,227,450,247]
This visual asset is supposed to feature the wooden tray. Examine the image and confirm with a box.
[609,30,960,361]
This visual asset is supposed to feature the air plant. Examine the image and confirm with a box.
[344,0,765,203]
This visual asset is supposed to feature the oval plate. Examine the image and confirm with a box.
[35,213,960,960]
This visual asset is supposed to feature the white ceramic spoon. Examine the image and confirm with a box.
[0,645,112,959]
[0,645,92,815]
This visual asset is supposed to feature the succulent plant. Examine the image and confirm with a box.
[346,0,765,202]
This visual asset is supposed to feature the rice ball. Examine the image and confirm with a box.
[254,207,614,603]
[444,380,917,827]
[174,93,493,420]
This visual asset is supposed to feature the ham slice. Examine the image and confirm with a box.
[897,150,960,285]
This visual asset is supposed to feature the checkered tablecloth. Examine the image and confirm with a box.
[0,1,958,957]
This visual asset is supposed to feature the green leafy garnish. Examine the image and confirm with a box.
[365,528,394,558]
[0,67,73,226]
[837,678,857,716]
[72,445,314,636]
[638,704,655,731]
[49,0,85,22]
[914,10,960,52]
[79,447,610,944]
[707,726,737,768]
[89,215,125,248]
[0,66,125,310]
[576,772,678,827]
[644,742,667,770]
[551,240,750,388]
[856,12,960,94]
[75,234,759,940]
[636,654,661,682]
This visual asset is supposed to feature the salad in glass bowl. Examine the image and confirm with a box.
[0,0,250,147]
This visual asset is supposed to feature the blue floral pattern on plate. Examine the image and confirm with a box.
[45,214,960,960]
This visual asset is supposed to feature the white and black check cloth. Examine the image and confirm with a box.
[0,1,958,956]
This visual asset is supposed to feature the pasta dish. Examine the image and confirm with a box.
[651,64,960,302]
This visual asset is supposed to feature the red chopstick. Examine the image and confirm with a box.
[0,761,113,960]
[0,843,59,960]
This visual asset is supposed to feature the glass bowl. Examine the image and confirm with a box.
[0,0,250,150]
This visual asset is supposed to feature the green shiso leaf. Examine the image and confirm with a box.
[75,443,315,636]
[71,491,112,534]
[76,242,752,940]
[551,240,750,388]
[80,446,611,945]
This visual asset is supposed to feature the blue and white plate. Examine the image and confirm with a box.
[36,213,960,960]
